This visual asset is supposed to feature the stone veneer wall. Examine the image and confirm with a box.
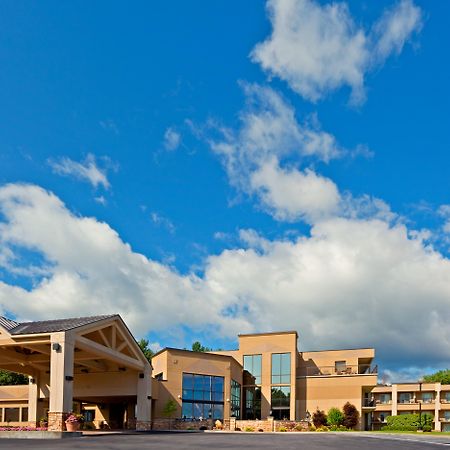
[47,412,66,432]
[151,418,212,431]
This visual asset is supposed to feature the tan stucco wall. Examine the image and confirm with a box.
[151,349,242,420]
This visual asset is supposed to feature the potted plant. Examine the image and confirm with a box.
[39,417,48,428]
[65,413,83,432]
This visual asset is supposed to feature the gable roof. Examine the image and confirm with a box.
[0,315,117,335]
[0,317,20,331]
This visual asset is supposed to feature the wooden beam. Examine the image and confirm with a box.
[97,329,111,348]
[75,335,144,371]
[112,326,116,350]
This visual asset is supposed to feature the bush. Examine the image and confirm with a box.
[244,426,254,432]
[423,425,432,432]
[342,402,359,429]
[329,425,349,431]
[279,426,287,432]
[327,407,344,427]
[382,413,433,431]
[315,426,329,432]
[312,409,328,428]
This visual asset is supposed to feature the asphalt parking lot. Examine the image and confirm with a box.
[0,432,450,450]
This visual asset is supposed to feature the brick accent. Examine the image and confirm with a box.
[151,418,212,431]
[47,411,67,431]
[275,420,309,432]
[136,420,152,431]
[235,419,273,432]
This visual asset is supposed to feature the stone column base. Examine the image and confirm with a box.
[48,412,67,431]
[136,420,152,431]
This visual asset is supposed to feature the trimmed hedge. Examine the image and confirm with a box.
[383,413,433,431]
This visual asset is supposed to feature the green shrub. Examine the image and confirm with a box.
[244,426,254,432]
[279,426,288,432]
[382,413,433,431]
[312,409,328,428]
[423,425,432,432]
[327,407,344,426]
[315,426,329,432]
[329,424,349,431]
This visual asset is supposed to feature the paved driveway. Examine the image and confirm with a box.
[0,432,450,450]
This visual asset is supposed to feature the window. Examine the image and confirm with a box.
[231,380,241,419]
[181,373,224,420]
[243,386,261,419]
[378,393,391,404]
[443,411,450,420]
[83,410,95,422]
[4,408,19,422]
[443,392,450,402]
[271,353,291,384]
[21,408,28,422]
[335,360,347,373]
[398,393,413,404]
[271,386,290,420]
[421,392,433,404]
[243,355,262,385]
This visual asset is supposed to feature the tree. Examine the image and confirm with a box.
[423,369,450,384]
[327,407,344,427]
[0,370,28,386]
[342,402,359,429]
[191,341,211,352]
[312,409,327,428]
[137,339,154,362]
[162,399,178,430]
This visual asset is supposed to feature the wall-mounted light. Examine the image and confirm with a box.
[226,398,230,402]
[177,395,182,399]
[139,373,145,379]
[65,375,74,381]
[52,343,61,352]
[147,395,152,400]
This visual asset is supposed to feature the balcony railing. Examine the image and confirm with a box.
[299,364,378,377]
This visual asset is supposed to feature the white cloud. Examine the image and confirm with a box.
[48,153,113,189]
[250,159,340,222]
[150,212,176,234]
[439,205,450,234]
[251,0,423,103]
[163,127,181,151]
[1,184,450,371]
[209,83,380,223]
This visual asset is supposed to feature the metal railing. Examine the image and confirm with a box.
[299,364,378,377]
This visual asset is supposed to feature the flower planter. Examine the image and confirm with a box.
[65,421,80,432]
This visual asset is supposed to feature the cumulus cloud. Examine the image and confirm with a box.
[163,127,181,151]
[1,183,450,371]
[251,0,423,103]
[209,83,381,223]
[48,153,114,189]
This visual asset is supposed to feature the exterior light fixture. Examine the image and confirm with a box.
[52,343,61,352]
[177,394,182,399]
[65,375,74,381]
[139,373,145,379]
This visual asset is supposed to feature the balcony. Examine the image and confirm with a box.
[299,364,378,377]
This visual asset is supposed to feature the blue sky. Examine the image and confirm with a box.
[0,0,449,381]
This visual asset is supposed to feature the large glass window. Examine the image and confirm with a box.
[378,393,391,404]
[271,386,290,420]
[243,386,261,419]
[231,380,241,419]
[4,408,19,422]
[181,373,224,420]
[243,355,262,385]
[271,353,291,384]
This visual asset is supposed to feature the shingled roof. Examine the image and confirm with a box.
[0,315,117,335]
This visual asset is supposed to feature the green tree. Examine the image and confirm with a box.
[342,402,359,429]
[327,407,344,426]
[191,341,211,352]
[423,369,450,384]
[137,339,154,362]
[0,370,28,386]
[162,399,178,430]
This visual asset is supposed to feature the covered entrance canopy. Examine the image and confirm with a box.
[0,315,152,431]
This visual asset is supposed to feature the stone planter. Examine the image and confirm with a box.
[65,421,80,432]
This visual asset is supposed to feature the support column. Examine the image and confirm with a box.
[136,364,152,431]
[28,374,39,427]
[48,332,74,431]
[392,385,398,416]
[435,383,441,432]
